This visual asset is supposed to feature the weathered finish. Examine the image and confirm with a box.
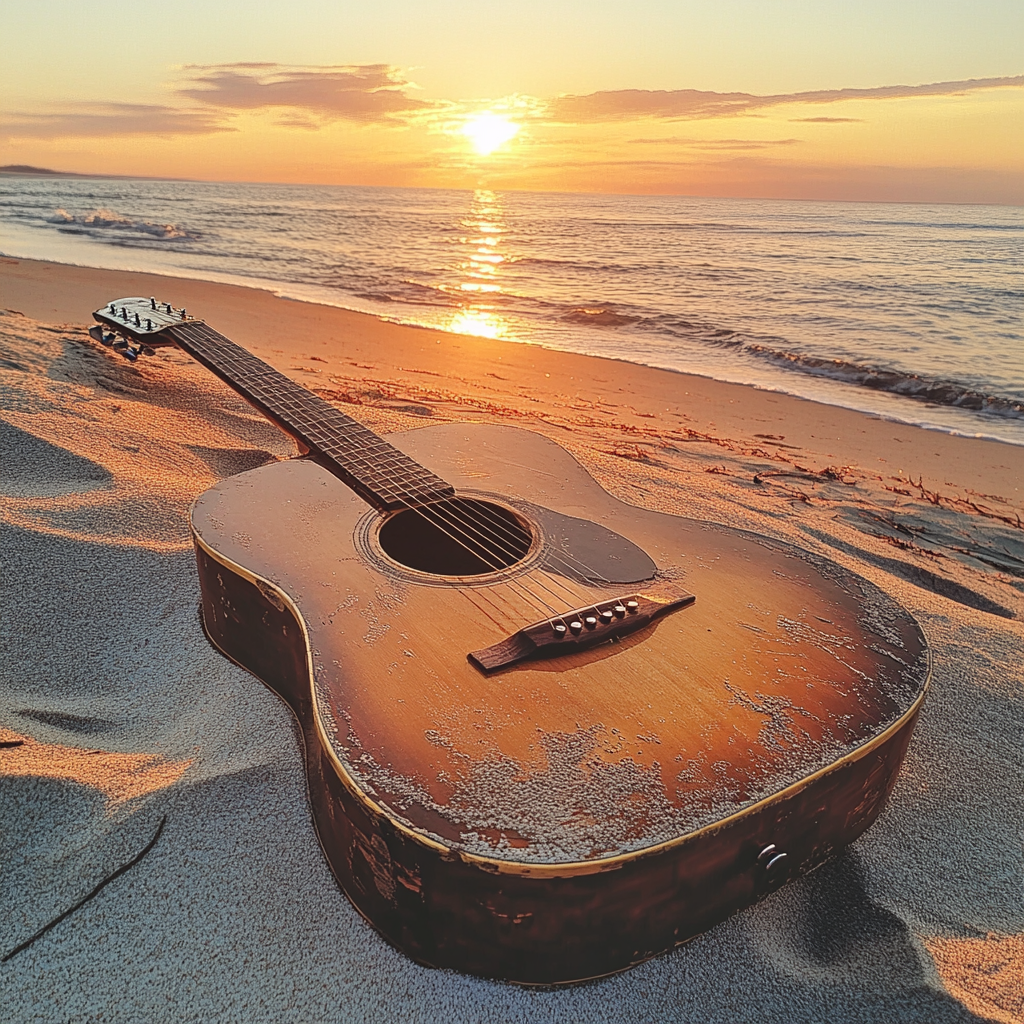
[192,422,929,985]
[91,296,930,983]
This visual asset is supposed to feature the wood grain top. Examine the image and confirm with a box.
[192,424,929,865]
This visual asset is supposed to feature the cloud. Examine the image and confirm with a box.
[0,103,232,139]
[547,75,1024,123]
[178,63,434,123]
[629,137,801,150]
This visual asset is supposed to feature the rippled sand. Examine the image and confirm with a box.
[2,259,1022,1022]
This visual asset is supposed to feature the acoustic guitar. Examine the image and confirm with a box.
[91,297,929,986]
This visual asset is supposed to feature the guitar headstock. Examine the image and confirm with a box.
[90,296,203,361]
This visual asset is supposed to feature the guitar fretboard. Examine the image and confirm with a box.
[169,320,454,511]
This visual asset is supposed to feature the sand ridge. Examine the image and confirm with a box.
[2,260,1022,1022]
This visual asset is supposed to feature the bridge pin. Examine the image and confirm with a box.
[584,615,598,629]
[613,604,626,617]
[569,620,583,635]
[626,600,639,613]
[553,623,568,637]
[600,610,614,623]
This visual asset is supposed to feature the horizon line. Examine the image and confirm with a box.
[2,164,1020,209]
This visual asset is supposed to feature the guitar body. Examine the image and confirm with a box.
[191,422,928,985]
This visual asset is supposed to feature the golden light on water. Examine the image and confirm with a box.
[448,309,507,339]
[461,112,520,155]
[443,190,513,339]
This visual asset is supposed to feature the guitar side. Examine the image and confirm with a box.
[191,423,928,985]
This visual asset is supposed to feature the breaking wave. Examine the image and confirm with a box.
[570,308,1024,421]
[741,343,1024,420]
[46,207,196,240]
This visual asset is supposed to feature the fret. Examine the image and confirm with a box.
[167,321,454,510]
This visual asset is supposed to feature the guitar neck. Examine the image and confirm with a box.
[167,320,454,511]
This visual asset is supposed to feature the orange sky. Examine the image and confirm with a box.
[2,2,1022,203]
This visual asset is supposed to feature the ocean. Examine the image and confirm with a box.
[2,175,1021,445]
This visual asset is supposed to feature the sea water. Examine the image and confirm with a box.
[1,175,1021,445]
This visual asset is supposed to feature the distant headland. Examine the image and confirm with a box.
[0,165,188,181]
[0,164,95,177]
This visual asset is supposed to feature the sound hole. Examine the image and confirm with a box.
[378,499,532,576]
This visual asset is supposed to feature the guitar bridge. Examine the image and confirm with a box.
[468,589,695,672]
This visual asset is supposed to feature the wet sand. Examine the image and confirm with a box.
[2,257,1022,1023]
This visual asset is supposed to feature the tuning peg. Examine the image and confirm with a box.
[120,307,128,320]
[165,303,172,314]
[134,312,141,327]
[150,297,157,310]
[89,325,116,347]
[180,308,187,319]
[108,303,116,313]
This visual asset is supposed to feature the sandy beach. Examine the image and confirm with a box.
[2,257,1022,1022]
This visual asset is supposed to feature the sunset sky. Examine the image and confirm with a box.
[2,0,1021,203]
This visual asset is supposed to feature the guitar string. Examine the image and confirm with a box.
[112,325,586,661]
[210,347,603,621]
[320,414,617,596]
[434,495,614,588]
[130,317,615,622]
[326,441,589,620]
[408,499,586,613]
[423,497,610,606]
[163,321,601,621]
[392,482,628,626]
[374,460,611,610]
[287,377,621,592]
[395,501,564,617]
[220,357,612,614]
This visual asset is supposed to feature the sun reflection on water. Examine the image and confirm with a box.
[443,190,514,340]
[448,309,507,339]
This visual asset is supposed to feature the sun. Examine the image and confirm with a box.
[461,112,520,156]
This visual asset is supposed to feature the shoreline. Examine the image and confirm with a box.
[2,256,1021,507]
[2,235,1020,450]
